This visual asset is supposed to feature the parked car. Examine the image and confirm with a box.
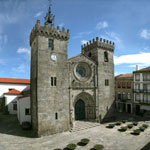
[22,121,31,130]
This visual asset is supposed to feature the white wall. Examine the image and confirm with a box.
[17,97,31,125]
[5,95,18,114]
[0,83,30,98]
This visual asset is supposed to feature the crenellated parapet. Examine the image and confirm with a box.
[81,37,115,53]
[30,20,70,45]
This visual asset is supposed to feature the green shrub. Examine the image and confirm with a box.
[67,143,77,150]
[142,124,148,128]
[133,122,138,126]
[122,120,126,123]
[54,149,62,150]
[106,124,115,128]
[80,138,90,144]
[94,144,104,150]
[131,129,141,135]
[116,121,122,125]
[118,126,127,132]
[139,126,145,132]
[127,124,133,129]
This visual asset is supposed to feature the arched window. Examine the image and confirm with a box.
[104,51,108,62]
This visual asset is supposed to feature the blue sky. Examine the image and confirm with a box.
[0,0,150,79]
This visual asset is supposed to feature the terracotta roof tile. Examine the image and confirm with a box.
[116,74,133,78]
[134,66,150,73]
[0,78,30,84]
[4,89,22,95]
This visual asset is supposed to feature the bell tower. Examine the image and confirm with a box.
[30,1,70,136]
[82,37,115,122]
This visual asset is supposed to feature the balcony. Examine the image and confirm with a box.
[117,97,131,102]
[133,89,150,93]
[139,101,150,105]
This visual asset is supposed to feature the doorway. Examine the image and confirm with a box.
[127,104,131,114]
[75,99,85,120]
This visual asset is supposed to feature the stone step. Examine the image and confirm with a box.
[70,121,100,132]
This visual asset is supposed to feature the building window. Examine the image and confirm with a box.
[25,108,30,115]
[117,82,121,88]
[122,82,126,88]
[143,84,147,91]
[122,92,126,100]
[105,79,109,86]
[135,74,140,81]
[13,103,17,111]
[136,94,140,101]
[143,74,147,81]
[51,77,57,86]
[48,39,54,50]
[135,83,140,91]
[127,82,131,88]
[104,51,108,62]
[143,73,150,81]
[118,93,121,99]
[55,112,58,120]
[127,93,131,100]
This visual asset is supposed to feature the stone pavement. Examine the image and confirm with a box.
[0,114,150,150]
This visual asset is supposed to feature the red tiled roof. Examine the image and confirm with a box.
[0,78,30,84]
[4,89,22,95]
[116,74,133,78]
[134,67,150,73]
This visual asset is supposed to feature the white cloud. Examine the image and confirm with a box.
[114,52,150,67]
[17,48,30,55]
[73,31,92,39]
[128,64,146,68]
[35,11,43,17]
[105,32,121,44]
[81,40,88,45]
[96,21,108,30]
[140,29,150,39]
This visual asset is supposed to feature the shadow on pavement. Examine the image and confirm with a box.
[141,142,150,150]
[0,113,36,138]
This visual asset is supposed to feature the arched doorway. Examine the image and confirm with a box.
[75,99,85,120]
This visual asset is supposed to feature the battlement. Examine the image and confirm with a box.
[30,20,70,45]
[81,37,115,52]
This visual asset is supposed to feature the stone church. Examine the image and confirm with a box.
[30,6,115,137]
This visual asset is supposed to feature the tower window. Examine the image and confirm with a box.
[48,39,54,50]
[51,77,57,86]
[55,112,58,120]
[88,52,92,57]
[105,79,109,86]
[54,77,57,86]
[104,51,108,62]
[51,77,53,86]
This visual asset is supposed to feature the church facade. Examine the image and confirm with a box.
[30,8,115,137]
